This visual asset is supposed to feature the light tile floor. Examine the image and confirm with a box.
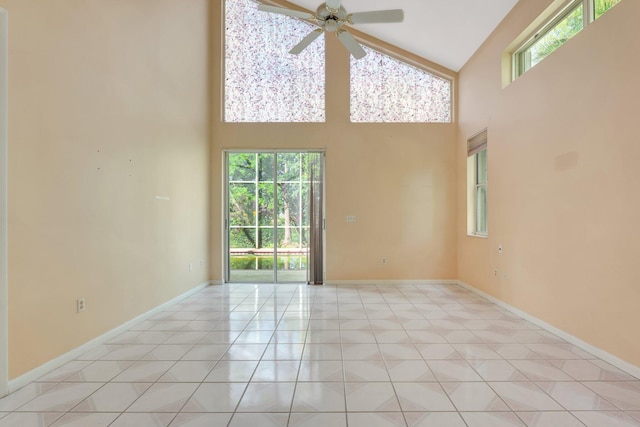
[1,283,639,426]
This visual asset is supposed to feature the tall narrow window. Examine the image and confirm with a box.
[475,150,488,235]
[467,130,488,236]
[224,0,325,122]
[350,46,452,123]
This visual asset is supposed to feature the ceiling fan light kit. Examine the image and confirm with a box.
[257,1,404,59]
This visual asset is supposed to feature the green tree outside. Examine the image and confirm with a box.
[227,152,315,271]
[595,0,621,19]
[527,0,622,68]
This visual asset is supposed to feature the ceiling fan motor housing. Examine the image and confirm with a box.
[317,3,347,32]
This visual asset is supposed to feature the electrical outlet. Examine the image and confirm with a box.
[493,269,498,277]
[200,259,204,267]
[346,215,356,223]
[189,263,193,272]
[381,257,388,264]
[502,272,508,280]
[498,245,503,254]
[77,297,86,313]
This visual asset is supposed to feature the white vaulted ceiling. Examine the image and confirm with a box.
[286,0,520,71]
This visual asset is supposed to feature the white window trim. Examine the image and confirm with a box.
[349,40,455,124]
[513,0,583,79]
[466,130,488,238]
[0,7,8,397]
[507,0,622,82]
[474,152,488,237]
[467,157,485,238]
[222,0,326,123]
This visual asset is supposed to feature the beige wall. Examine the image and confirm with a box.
[9,0,637,384]
[457,0,640,366]
[210,3,458,282]
[3,0,211,378]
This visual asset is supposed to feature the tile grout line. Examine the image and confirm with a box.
[1,283,640,426]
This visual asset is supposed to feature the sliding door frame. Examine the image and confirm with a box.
[0,8,7,396]
[222,149,325,284]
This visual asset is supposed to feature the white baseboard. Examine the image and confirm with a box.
[325,280,459,286]
[456,280,640,380]
[12,277,637,392]
[8,281,212,393]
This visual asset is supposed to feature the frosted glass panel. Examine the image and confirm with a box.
[225,0,325,122]
[350,46,451,123]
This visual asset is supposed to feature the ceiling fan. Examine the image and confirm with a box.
[258,0,404,59]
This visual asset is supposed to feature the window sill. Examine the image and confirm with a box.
[467,233,488,239]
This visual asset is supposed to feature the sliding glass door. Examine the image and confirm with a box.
[225,151,324,283]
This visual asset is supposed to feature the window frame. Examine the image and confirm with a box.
[349,43,454,124]
[223,0,326,123]
[472,149,488,237]
[511,0,622,79]
[513,0,584,78]
[467,130,488,238]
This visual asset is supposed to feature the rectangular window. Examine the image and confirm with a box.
[467,130,488,237]
[515,0,583,76]
[513,0,623,78]
[475,150,488,235]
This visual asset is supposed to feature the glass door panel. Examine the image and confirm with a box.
[275,153,307,282]
[226,151,322,284]
[227,152,275,283]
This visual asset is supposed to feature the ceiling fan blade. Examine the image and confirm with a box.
[257,4,315,20]
[337,30,366,59]
[349,9,404,24]
[325,0,342,10]
[289,29,323,54]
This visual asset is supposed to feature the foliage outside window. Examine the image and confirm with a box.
[350,46,452,123]
[227,152,321,274]
[517,2,583,74]
[228,152,310,251]
[594,0,622,19]
[474,150,488,235]
[224,0,325,122]
[514,0,623,77]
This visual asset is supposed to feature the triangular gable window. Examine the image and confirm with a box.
[225,0,325,122]
[350,46,452,123]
